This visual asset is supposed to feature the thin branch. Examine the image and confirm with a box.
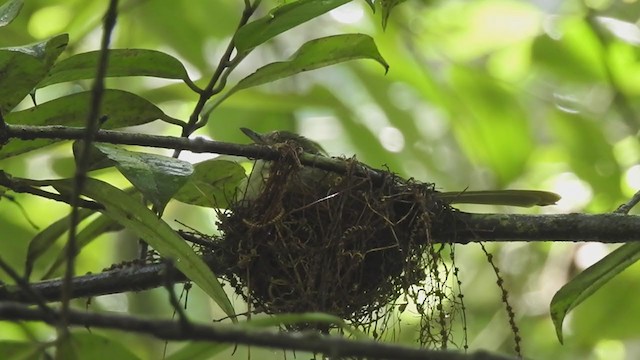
[179,0,261,144]
[0,171,102,210]
[616,190,640,215]
[3,124,378,179]
[63,0,119,325]
[0,257,57,321]
[0,302,516,360]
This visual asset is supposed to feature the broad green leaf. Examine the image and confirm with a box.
[173,159,245,209]
[0,0,22,27]
[0,34,68,112]
[43,213,123,279]
[94,144,194,211]
[49,178,236,321]
[234,0,350,53]
[551,242,640,344]
[0,340,42,360]
[25,208,95,279]
[380,0,406,29]
[37,49,190,89]
[1,89,166,159]
[215,34,387,108]
[56,332,140,360]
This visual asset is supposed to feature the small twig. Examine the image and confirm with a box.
[0,257,58,322]
[0,171,102,210]
[616,190,640,215]
[162,259,191,330]
[176,0,261,153]
[63,0,119,327]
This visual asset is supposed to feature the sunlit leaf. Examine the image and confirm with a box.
[48,178,236,321]
[551,242,640,343]
[42,213,123,279]
[25,208,95,279]
[173,159,245,209]
[234,0,350,53]
[0,0,22,27]
[37,49,190,88]
[0,340,42,360]
[94,144,193,211]
[0,34,68,112]
[217,34,387,107]
[56,332,141,360]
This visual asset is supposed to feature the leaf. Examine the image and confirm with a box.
[56,332,141,360]
[380,0,406,29]
[234,0,350,53]
[1,89,166,159]
[219,34,387,105]
[0,34,68,112]
[550,242,640,344]
[42,213,123,279]
[25,208,95,279]
[37,49,190,89]
[49,178,236,321]
[173,159,245,209]
[94,144,194,211]
[0,340,43,360]
[0,0,22,27]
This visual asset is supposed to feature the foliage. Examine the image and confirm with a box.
[1,0,640,359]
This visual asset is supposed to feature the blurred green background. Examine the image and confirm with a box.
[2,0,640,359]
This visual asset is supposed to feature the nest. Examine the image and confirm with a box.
[217,146,459,335]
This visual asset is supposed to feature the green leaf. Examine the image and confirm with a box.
[93,144,194,211]
[0,34,68,112]
[0,0,23,27]
[42,213,123,279]
[217,34,387,107]
[550,242,640,344]
[173,159,245,209]
[1,89,166,159]
[49,178,236,321]
[0,340,43,360]
[25,208,95,279]
[380,0,406,29]
[56,332,141,360]
[37,49,190,89]
[234,0,351,53]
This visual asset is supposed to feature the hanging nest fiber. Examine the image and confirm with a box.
[217,145,458,331]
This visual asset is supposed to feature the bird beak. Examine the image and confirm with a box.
[240,127,266,144]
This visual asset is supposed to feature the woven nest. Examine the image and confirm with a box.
[217,147,457,331]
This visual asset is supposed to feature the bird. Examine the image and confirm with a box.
[237,128,560,207]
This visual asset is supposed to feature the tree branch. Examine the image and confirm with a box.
[3,212,640,305]
[0,302,516,360]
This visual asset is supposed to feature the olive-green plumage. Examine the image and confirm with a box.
[238,128,560,207]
